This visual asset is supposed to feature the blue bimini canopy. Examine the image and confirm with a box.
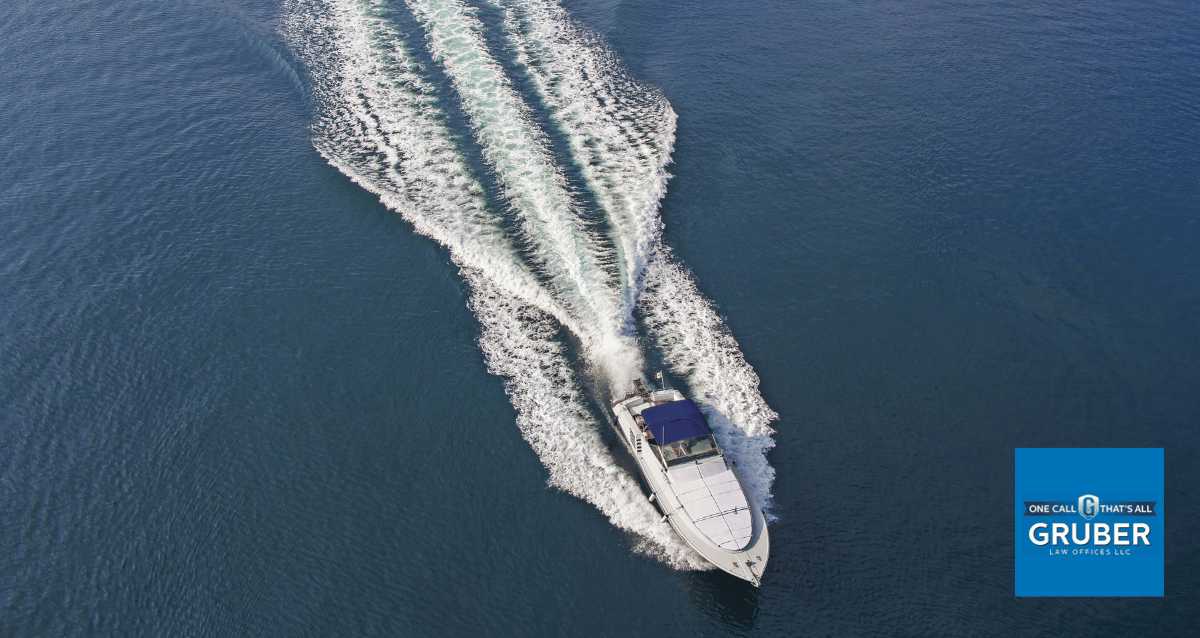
[641,399,712,445]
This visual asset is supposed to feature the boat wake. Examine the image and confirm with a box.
[282,0,776,569]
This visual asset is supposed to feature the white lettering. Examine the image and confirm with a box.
[1071,523,1090,545]
[1029,523,1049,546]
[1052,523,1069,545]
[1113,523,1130,546]
[1133,523,1150,546]
[1094,523,1111,545]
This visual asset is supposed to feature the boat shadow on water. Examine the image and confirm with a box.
[683,569,762,631]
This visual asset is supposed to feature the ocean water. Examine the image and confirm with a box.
[1,0,1197,636]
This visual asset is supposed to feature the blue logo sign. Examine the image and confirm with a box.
[1015,448,1163,596]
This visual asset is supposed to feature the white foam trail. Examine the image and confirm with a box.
[639,246,779,515]
[284,0,693,564]
[468,274,710,569]
[496,0,777,513]
[495,0,676,323]
[405,0,631,368]
[283,0,777,567]
[282,0,578,333]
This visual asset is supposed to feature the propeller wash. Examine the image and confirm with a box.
[283,0,777,569]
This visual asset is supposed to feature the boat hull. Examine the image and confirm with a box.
[612,388,769,585]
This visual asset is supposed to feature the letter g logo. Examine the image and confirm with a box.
[1078,494,1099,521]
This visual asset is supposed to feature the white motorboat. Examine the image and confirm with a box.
[611,376,769,585]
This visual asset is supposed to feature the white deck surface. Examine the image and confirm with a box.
[669,457,753,550]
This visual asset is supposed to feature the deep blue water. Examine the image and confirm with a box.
[2,0,1198,636]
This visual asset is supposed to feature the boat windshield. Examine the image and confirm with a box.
[660,435,720,466]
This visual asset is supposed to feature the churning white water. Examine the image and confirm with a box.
[283,0,776,568]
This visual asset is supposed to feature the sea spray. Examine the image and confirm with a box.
[496,0,777,514]
[405,0,647,389]
[496,0,675,319]
[406,0,620,338]
[470,274,711,569]
[283,0,776,567]
[282,0,575,330]
[639,246,778,514]
[284,0,694,564]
